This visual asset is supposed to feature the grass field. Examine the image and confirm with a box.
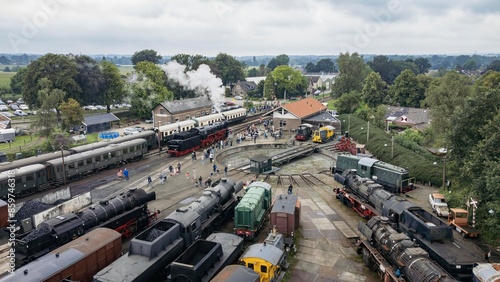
[118,65,135,76]
[0,72,16,90]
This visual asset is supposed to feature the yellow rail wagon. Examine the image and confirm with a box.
[312,125,335,143]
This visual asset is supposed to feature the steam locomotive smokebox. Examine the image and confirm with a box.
[250,155,272,174]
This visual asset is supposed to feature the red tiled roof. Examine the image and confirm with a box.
[282,97,327,118]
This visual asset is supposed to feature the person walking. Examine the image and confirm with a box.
[117,169,123,180]
[162,171,167,183]
[224,165,228,176]
[169,165,174,176]
[198,176,202,187]
[213,164,217,173]
[201,155,205,165]
[288,185,293,195]
[177,162,181,173]
[209,152,214,163]
[147,176,153,188]
[123,168,129,180]
[185,172,190,180]
[159,172,164,185]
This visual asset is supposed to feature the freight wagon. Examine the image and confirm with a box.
[270,194,300,242]
[210,265,260,282]
[3,228,121,282]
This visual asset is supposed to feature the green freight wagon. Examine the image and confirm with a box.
[234,182,272,240]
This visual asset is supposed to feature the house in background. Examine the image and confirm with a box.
[78,113,120,134]
[152,97,213,126]
[232,81,257,98]
[385,106,431,131]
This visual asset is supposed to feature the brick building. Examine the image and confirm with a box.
[151,97,213,127]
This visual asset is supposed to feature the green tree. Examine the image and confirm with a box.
[335,91,362,114]
[264,75,276,99]
[267,54,289,71]
[362,72,386,108]
[170,54,209,71]
[213,53,245,86]
[390,69,420,107]
[333,52,370,96]
[3,67,10,72]
[423,71,473,139]
[463,60,478,71]
[270,65,308,99]
[486,60,500,72]
[368,55,399,84]
[414,57,431,74]
[32,78,66,136]
[59,98,84,130]
[74,55,104,106]
[258,64,267,76]
[100,60,124,112]
[316,58,335,72]
[130,61,173,118]
[10,67,26,94]
[305,62,318,73]
[22,53,81,109]
[131,49,162,66]
[247,68,259,77]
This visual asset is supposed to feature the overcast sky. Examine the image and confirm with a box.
[2,0,499,56]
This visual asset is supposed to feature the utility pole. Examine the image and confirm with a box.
[442,156,447,191]
[367,120,370,142]
[158,120,162,157]
[391,136,394,159]
[60,143,66,186]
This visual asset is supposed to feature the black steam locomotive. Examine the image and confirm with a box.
[15,188,156,267]
[94,178,243,282]
[358,216,458,282]
[335,169,483,281]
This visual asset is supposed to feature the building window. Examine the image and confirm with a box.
[160,109,165,114]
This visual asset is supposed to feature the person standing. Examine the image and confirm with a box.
[224,165,228,176]
[213,164,217,173]
[117,169,123,180]
[177,162,181,173]
[201,155,205,165]
[288,185,293,195]
[209,152,214,163]
[485,251,492,262]
[198,176,202,188]
[159,172,164,185]
[169,165,174,176]
[147,176,153,188]
[123,168,129,180]
[185,172,190,180]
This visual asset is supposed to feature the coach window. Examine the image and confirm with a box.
[78,160,84,167]
[136,145,141,151]
[103,154,108,160]
[123,148,128,154]
[190,222,196,232]
[261,265,268,273]
[69,162,76,169]
[361,165,367,171]
[26,174,34,181]
[86,158,92,165]
[95,155,101,162]
[248,263,255,270]
[110,151,116,158]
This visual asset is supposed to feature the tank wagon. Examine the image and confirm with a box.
[270,194,300,243]
[234,182,272,240]
[94,178,243,282]
[335,154,412,193]
[357,216,458,282]
[0,139,148,200]
[14,188,156,267]
[239,229,289,282]
[335,169,484,281]
[3,228,121,282]
[169,233,244,282]
[210,265,260,282]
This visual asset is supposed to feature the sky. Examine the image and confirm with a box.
[2,0,500,56]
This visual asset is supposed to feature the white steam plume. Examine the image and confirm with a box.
[162,61,226,113]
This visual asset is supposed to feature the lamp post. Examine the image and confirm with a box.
[433,156,447,191]
[157,120,162,156]
[59,143,67,186]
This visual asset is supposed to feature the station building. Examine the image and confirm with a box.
[151,97,213,127]
[264,97,341,133]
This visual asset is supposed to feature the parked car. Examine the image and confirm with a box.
[429,193,449,217]
[234,95,243,100]
[145,119,153,124]
[0,105,8,111]
[123,127,140,135]
[14,110,28,116]
[84,105,97,110]
[95,105,106,110]
[9,104,19,110]
[1,112,15,118]
[19,104,29,110]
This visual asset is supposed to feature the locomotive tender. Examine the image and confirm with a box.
[94,178,243,282]
[335,169,483,281]
[14,188,156,267]
[357,216,458,282]
[335,154,412,193]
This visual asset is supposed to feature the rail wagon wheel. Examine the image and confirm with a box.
[361,248,374,270]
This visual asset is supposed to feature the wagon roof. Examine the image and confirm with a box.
[211,265,259,282]
[271,194,298,214]
[358,157,378,167]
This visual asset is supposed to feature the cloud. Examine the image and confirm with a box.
[1,0,499,55]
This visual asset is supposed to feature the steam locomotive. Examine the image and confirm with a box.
[335,169,483,281]
[14,188,156,267]
[94,178,243,282]
[357,216,458,282]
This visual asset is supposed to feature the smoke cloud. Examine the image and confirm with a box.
[161,61,226,113]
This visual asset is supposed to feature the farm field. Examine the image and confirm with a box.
[117,65,134,75]
[0,72,16,90]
